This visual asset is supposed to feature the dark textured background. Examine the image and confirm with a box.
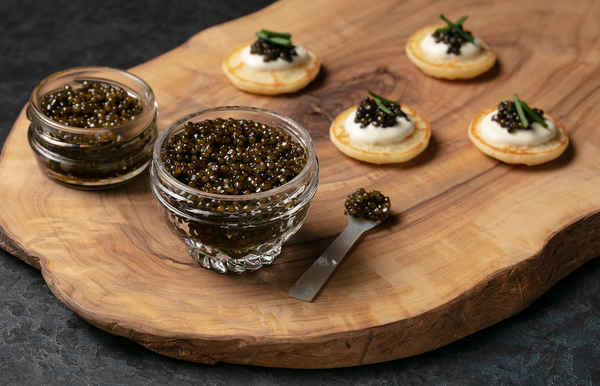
[1,1,599,385]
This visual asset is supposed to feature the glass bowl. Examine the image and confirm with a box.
[150,106,319,273]
[27,66,158,189]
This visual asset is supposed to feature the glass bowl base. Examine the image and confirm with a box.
[37,160,150,190]
[187,244,282,274]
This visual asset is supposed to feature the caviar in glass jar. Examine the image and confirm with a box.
[432,26,474,55]
[250,38,297,62]
[354,97,409,128]
[492,101,545,133]
[28,67,157,189]
[344,188,391,222]
[161,118,307,195]
[40,81,143,128]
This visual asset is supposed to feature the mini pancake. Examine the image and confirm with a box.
[406,25,496,80]
[330,105,431,164]
[468,106,569,165]
[222,43,321,95]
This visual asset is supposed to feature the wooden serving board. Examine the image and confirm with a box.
[1,0,600,369]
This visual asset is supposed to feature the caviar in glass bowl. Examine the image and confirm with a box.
[27,66,158,189]
[150,107,319,273]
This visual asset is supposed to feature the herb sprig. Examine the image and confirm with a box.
[255,29,292,47]
[513,94,528,129]
[439,14,475,43]
[513,93,549,129]
[368,91,400,116]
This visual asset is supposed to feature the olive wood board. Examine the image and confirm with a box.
[1,0,600,369]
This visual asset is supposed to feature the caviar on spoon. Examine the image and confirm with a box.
[289,188,391,302]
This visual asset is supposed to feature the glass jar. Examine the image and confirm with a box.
[150,107,319,273]
[27,66,158,189]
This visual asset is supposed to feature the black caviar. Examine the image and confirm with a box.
[30,122,156,184]
[161,118,307,195]
[355,97,409,128]
[432,26,474,55]
[250,38,297,62]
[344,188,391,222]
[492,101,545,133]
[41,81,143,128]
[184,220,287,257]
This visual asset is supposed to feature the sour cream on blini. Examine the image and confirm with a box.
[240,44,309,71]
[479,110,556,147]
[344,110,415,145]
[420,33,481,60]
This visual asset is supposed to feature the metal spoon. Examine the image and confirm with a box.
[288,214,381,302]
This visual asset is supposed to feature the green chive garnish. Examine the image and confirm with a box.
[438,15,468,32]
[368,91,400,106]
[268,36,292,46]
[255,31,270,40]
[513,93,529,129]
[255,31,292,47]
[454,15,468,26]
[368,91,400,115]
[261,29,291,39]
[439,14,475,43]
[520,101,549,129]
[374,98,395,116]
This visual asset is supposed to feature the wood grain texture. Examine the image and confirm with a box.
[1,0,600,369]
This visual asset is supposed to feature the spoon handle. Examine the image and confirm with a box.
[288,223,365,302]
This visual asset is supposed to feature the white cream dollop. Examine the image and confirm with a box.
[344,110,415,145]
[420,33,480,60]
[240,44,309,71]
[479,110,556,147]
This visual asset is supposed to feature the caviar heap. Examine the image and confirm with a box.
[354,97,409,128]
[432,26,474,55]
[492,101,545,132]
[344,188,391,222]
[250,38,297,62]
[162,118,307,195]
[41,81,143,128]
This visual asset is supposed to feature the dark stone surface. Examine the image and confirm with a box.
[1,1,599,384]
